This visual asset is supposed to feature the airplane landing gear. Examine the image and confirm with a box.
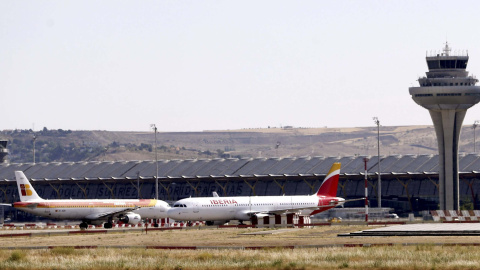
[103,222,113,229]
[80,222,88,230]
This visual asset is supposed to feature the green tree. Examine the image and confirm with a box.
[461,197,474,210]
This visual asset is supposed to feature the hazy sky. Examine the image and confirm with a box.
[3,0,480,132]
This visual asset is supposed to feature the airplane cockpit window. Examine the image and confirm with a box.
[173,203,188,207]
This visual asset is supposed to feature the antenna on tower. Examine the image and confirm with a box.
[443,41,451,56]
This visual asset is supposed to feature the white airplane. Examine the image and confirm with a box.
[10,171,170,229]
[167,162,348,225]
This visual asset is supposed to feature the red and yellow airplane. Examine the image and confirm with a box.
[12,171,170,229]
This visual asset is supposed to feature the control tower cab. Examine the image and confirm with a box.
[409,42,480,210]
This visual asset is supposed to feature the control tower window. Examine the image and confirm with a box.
[427,59,467,69]
[440,60,456,69]
[437,93,461,96]
[457,60,467,69]
[428,60,440,69]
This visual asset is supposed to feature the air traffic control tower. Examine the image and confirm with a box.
[409,43,480,210]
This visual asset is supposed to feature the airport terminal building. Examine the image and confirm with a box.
[1,154,480,220]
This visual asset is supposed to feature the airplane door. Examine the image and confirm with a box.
[273,200,280,211]
[228,199,236,218]
[88,202,94,217]
[44,202,51,216]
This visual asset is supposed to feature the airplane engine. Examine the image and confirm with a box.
[234,212,250,220]
[119,213,141,225]
[205,220,229,226]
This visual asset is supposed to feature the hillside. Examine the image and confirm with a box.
[1,125,478,163]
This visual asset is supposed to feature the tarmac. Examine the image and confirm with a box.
[338,222,480,237]
[2,222,480,250]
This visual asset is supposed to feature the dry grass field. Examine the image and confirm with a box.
[80,124,480,160]
[102,125,445,160]
[2,245,480,270]
[1,226,480,269]
[3,225,480,248]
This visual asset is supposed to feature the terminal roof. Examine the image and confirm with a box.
[1,154,480,182]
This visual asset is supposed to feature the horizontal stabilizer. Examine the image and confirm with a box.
[26,203,39,209]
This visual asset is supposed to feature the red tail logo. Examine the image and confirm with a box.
[316,163,341,197]
[20,184,33,196]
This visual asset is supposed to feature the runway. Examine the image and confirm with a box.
[339,222,480,237]
[1,223,480,250]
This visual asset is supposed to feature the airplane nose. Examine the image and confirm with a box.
[166,208,179,218]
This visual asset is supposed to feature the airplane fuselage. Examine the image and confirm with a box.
[167,195,343,222]
[14,199,169,221]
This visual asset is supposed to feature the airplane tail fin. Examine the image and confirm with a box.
[315,163,341,197]
[15,171,43,202]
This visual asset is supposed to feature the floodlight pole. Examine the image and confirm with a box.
[373,117,381,208]
[137,171,140,198]
[364,158,369,223]
[474,121,479,153]
[151,124,159,200]
[33,134,37,164]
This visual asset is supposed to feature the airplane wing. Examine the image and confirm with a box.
[84,206,140,220]
[246,198,366,217]
[266,206,320,216]
[244,205,320,218]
